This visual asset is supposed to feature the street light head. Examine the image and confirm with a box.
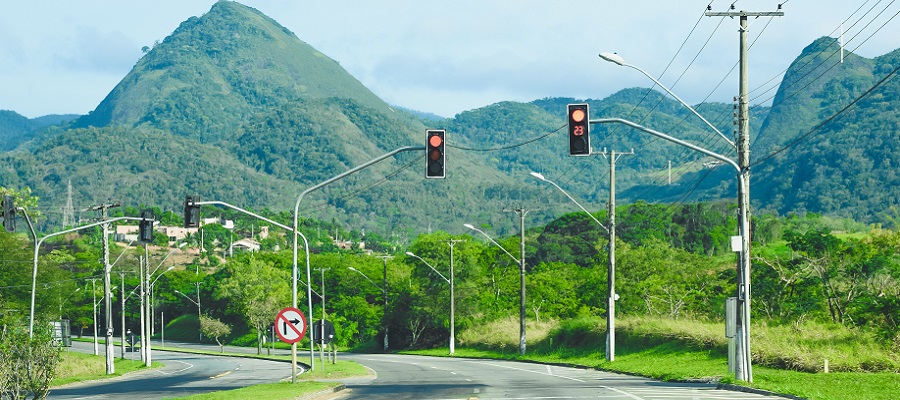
[599,52,626,66]
[463,223,475,230]
[166,266,175,271]
[178,242,187,248]
[347,267,356,271]
[405,251,415,257]
[529,171,546,181]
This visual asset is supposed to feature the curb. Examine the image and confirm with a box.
[294,383,347,400]
[717,383,807,400]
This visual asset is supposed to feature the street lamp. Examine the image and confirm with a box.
[175,286,201,341]
[599,51,752,382]
[463,223,527,355]
[530,171,620,362]
[598,52,735,148]
[405,251,455,355]
[58,287,81,320]
[348,266,389,352]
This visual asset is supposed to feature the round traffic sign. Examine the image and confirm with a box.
[274,307,307,344]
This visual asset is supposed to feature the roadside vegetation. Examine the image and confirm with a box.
[52,351,160,387]
[4,185,900,399]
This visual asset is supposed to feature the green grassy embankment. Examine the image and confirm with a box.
[407,315,900,400]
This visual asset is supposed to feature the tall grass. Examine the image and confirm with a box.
[456,315,899,373]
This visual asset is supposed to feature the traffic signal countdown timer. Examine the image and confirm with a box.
[426,129,445,179]
[567,103,590,156]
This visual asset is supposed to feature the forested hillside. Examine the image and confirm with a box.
[0,1,899,236]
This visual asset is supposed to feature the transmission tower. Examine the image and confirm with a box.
[62,179,75,228]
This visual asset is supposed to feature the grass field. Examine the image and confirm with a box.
[410,315,900,400]
[52,351,161,387]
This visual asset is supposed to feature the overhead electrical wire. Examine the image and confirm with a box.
[752,62,900,166]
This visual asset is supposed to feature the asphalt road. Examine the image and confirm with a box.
[50,340,292,400]
[53,340,791,400]
[338,353,792,400]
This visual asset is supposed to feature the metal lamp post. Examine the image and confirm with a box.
[348,266,389,352]
[175,287,201,341]
[405,251,455,355]
[599,51,752,381]
[463,223,527,355]
[529,171,620,361]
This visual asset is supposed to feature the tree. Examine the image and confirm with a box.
[214,256,289,354]
[0,323,61,400]
[199,315,231,353]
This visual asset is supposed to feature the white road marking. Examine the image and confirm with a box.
[155,359,193,375]
[471,361,585,382]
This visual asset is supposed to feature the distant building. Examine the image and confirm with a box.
[230,238,261,253]
[115,225,139,243]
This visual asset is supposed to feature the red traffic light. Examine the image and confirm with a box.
[567,103,590,156]
[426,129,445,179]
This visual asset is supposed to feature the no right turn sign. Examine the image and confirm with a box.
[274,307,307,344]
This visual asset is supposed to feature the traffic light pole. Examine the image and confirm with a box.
[29,217,145,338]
[291,145,424,380]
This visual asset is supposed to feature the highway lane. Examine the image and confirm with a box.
[52,341,791,399]
[50,341,292,400]
[339,353,791,400]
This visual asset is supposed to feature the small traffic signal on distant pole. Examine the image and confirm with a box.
[184,195,200,228]
[567,103,590,156]
[426,130,446,179]
[2,196,15,232]
[139,210,154,243]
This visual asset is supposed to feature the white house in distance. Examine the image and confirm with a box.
[114,217,234,244]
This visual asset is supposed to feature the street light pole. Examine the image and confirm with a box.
[374,255,392,351]
[531,170,625,361]
[599,38,783,379]
[405,251,455,354]
[463,224,526,354]
[291,145,423,377]
[175,288,201,342]
[347,266,388,351]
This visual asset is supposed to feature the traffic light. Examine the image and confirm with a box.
[567,103,591,156]
[1,196,15,232]
[425,129,445,179]
[139,210,154,243]
[184,195,200,228]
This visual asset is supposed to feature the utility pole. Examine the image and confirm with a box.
[600,149,633,362]
[504,207,534,355]
[87,202,119,375]
[120,272,126,359]
[375,255,392,352]
[316,268,330,368]
[61,180,74,228]
[447,239,465,355]
[705,7,783,383]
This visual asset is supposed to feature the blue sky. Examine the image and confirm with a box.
[1,0,897,119]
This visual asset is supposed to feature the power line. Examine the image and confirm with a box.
[753,62,900,166]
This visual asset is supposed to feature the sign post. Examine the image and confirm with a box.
[275,306,307,380]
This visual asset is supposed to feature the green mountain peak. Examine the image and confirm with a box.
[75,1,390,142]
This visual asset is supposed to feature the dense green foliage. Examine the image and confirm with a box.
[4,192,897,378]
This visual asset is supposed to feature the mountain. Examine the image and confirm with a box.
[0,110,78,152]
[752,38,900,221]
[1,2,899,236]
